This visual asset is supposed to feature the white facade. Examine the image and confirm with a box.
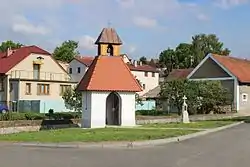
[132,70,159,96]
[82,91,136,128]
[68,59,88,82]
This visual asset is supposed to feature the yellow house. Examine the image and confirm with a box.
[0,46,77,113]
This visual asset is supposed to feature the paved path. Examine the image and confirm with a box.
[0,123,250,167]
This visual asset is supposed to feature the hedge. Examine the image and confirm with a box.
[136,110,178,116]
[0,112,82,121]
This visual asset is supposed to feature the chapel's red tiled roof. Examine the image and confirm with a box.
[76,56,142,92]
[74,56,158,72]
[0,46,51,74]
[212,54,250,83]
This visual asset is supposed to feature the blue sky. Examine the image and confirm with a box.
[0,0,250,59]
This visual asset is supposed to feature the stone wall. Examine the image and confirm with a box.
[136,113,239,124]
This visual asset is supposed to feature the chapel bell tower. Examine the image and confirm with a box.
[95,27,123,56]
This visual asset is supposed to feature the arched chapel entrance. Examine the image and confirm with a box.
[106,92,121,125]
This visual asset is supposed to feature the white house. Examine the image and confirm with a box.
[76,55,142,128]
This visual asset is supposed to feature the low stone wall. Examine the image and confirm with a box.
[0,124,80,135]
[136,113,239,124]
[0,114,241,135]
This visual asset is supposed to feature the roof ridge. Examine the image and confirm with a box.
[212,54,250,63]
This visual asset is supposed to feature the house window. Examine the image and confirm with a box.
[60,85,71,95]
[143,84,146,89]
[69,68,72,74]
[242,93,248,102]
[77,67,81,73]
[144,72,148,77]
[25,83,31,95]
[33,64,40,80]
[152,72,155,77]
[0,78,4,91]
[37,84,50,95]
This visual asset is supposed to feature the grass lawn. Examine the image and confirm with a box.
[0,128,199,143]
[142,120,236,129]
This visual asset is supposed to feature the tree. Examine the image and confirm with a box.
[159,48,176,75]
[158,33,231,72]
[53,40,79,62]
[0,40,24,52]
[62,86,82,112]
[175,43,194,68]
[160,79,233,115]
[139,56,147,64]
[191,34,230,67]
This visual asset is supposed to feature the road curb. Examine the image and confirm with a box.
[11,121,244,149]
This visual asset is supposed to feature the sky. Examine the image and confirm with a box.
[0,0,250,59]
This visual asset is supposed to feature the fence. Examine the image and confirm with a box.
[0,100,40,113]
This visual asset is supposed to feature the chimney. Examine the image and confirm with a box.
[7,47,13,57]
[139,61,143,66]
[133,60,137,67]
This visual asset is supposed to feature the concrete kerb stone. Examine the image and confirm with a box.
[10,121,244,149]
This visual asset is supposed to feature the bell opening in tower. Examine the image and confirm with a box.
[107,44,114,56]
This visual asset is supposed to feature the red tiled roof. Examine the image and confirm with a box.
[0,45,51,74]
[167,68,194,81]
[75,56,95,66]
[77,56,142,92]
[212,54,250,83]
[126,63,158,72]
[74,56,158,72]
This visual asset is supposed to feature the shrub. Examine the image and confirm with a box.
[0,112,82,121]
[45,112,81,120]
[136,110,166,116]
[24,112,46,120]
[160,79,233,115]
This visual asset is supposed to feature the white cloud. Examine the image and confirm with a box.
[79,35,96,50]
[128,45,136,53]
[116,0,134,8]
[197,13,210,21]
[133,16,158,28]
[214,0,248,9]
[12,15,50,35]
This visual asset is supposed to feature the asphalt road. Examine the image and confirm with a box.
[1,123,250,167]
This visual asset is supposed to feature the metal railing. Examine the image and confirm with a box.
[10,70,71,81]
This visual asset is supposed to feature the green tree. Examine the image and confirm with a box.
[160,79,233,115]
[62,86,82,112]
[191,34,230,66]
[159,48,176,75]
[0,40,24,52]
[159,33,231,71]
[53,40,79,62]
[175,43,194,69]
[139,56,147,64]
